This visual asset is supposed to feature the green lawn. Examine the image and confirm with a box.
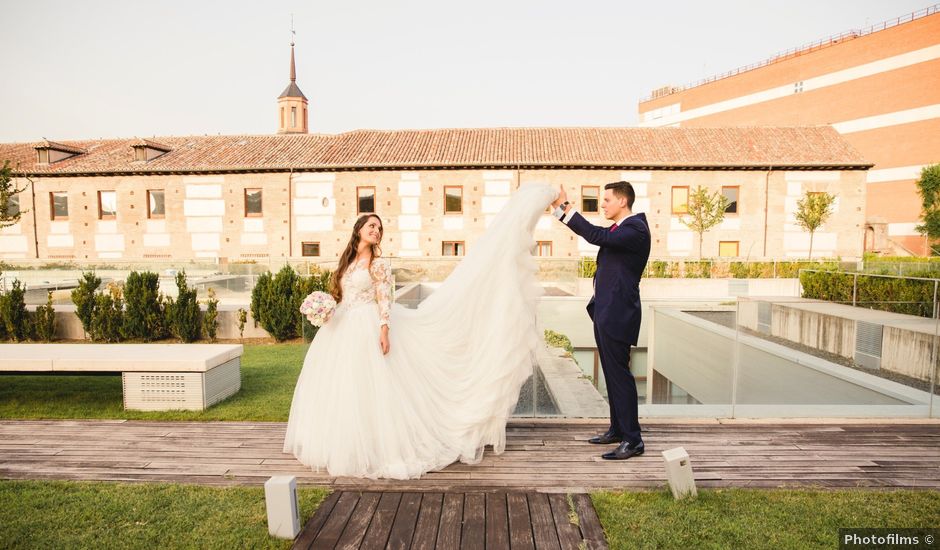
[0,343,306,421]
[592,488,940,549]
[0,480,329,550]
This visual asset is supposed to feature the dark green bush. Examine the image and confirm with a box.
[71,271,101,339]
[250,266,333,342]
[123,271,165,341]
[90,283,124,343]
[33,291,56,342]
[0,279,30,341]
[165,271,201,342]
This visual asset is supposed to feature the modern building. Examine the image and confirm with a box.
[638,5,940,255]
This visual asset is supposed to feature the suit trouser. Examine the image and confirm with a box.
[594,324,642,446]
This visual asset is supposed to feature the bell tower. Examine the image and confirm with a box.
[277,28,308,134]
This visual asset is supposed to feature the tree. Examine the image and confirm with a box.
[915,163,940,253]
[0,161,30,229]
[795,191,836,260]
[680,186,730,259]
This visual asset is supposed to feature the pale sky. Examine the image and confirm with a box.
[0,0,931,142]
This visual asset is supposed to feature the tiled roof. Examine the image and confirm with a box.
[0,126,870,175]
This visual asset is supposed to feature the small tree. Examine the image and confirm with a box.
[915,163,940,253]
[34,291,57,342]
[0,161,30,229]
[680,186,729,259]
[236,307,248,341]
[795,191,836,259]
[202,287,219,342]
[71,271,101,339]
[0,279,30,341]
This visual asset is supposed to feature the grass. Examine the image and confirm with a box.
[0,480,329,550]
[0,343,306,421]
[592,488,940,550]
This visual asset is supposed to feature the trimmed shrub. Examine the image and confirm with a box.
[90,282,124,343]
[123,271,165,341]
[801,270,936,318]
[71,271,101,339]
[33,291,56,342]
[165,271,201,342]
[0,279,30,341]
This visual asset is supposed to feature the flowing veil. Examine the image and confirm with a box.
[390,182,558,460]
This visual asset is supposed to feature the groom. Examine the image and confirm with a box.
[552,181,650,460]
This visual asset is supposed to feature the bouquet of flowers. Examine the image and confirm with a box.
[299,291,337,327]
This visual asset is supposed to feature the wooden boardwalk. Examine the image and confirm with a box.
[292,491,607,550]
[1,419,939,491]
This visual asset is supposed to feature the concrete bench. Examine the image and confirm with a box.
[0,343,242,411]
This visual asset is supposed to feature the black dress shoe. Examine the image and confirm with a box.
[588,431,622,445]
[601,441,644,460]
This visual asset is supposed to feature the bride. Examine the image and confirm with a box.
[283,183,557,479]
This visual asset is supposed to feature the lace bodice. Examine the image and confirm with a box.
[340,257,392,326]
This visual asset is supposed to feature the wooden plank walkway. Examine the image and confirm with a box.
[1,419,939,491]
[291,491,608,550]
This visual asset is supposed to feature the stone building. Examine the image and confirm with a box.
[1,127,869,261]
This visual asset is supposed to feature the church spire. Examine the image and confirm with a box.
[277,17,309,134]
[290,41,297,83]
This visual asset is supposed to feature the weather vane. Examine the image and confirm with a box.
[290,13,295,46]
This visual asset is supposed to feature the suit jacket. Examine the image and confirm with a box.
[566,211,651,345]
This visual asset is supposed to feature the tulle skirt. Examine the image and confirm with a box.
[283,183,557,479]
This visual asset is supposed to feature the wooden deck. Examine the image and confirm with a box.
[292,491,607,550]
[1,419,939,491]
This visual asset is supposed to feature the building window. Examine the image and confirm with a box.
[357,187,375,214]
[280,107,284,128]
[291,107,297,128]
[442,241,465,256]
[444,186,463,213]
[50,192,68,220]
[722,186,738,214]
[98,191,117,220]
[582,186,599,213]
[794,81,803,93]
[536,241,552,256]
[5,194,19,218]
[245,188,263,217]
[719,241,739,257]
[671,186,689,215]
[301,242,320,257]
[147,190,165,219]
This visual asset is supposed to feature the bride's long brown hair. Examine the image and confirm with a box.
[330,214,384,303]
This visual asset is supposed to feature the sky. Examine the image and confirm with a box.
[0,0,932,142]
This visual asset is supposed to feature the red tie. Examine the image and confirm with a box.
[609,223,618,232]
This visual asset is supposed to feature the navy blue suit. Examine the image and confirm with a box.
[565,211,650,446]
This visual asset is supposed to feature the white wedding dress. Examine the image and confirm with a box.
[283,183,557,479]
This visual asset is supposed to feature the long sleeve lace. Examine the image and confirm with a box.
[370,259,392,327]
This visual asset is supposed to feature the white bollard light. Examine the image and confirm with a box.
[264,475,301,539]
[661,446,697,500]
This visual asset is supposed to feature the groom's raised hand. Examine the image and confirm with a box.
[552,185,569,208]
